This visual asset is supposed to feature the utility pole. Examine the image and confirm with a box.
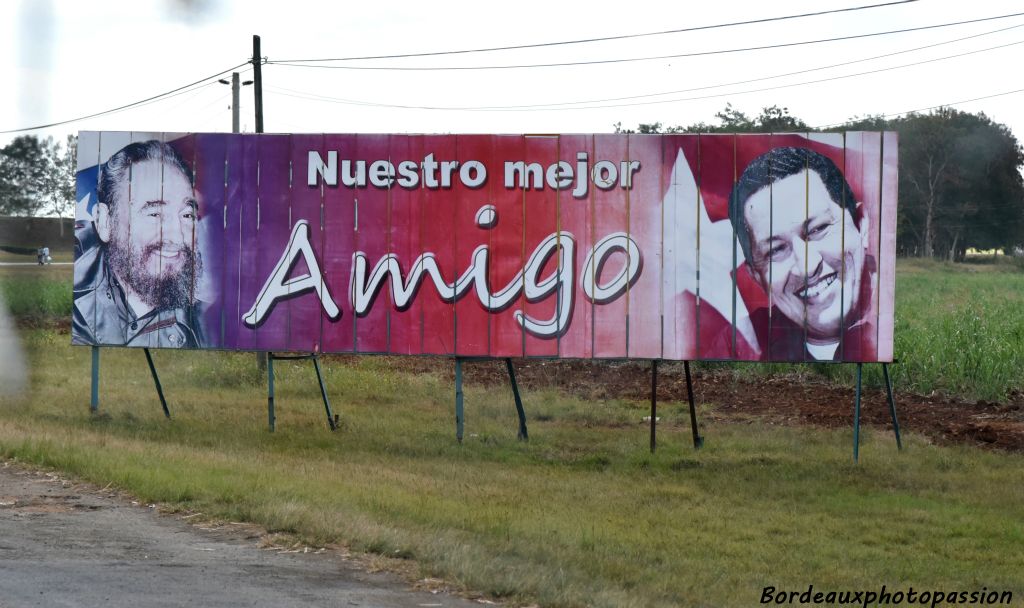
[252,34,267,373]
[231,72,240,133]
[217,72,253,133]
[253,35,264,134]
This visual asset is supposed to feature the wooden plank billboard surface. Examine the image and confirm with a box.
[73,132,897,362]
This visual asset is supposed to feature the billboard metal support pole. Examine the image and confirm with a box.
[143,348,170,419]
[504,358,528,441]
[267,352,276,432]
[684,361,703,449]
[263,353,336,431]
[455,358,464,443]
[853,363,863,462]
[90,346,99,413]
[312,355,338,431]
[650,360,658,453]
[882,362,903,450]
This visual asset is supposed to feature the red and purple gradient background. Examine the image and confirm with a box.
[75,131,897,362]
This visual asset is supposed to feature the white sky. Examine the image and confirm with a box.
[2,0,1024,146]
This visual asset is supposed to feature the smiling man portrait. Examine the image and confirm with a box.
[729,146,876,361]
[73,140,206,348]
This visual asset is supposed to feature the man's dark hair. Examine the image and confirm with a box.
[727,147,859,262]
[97,140,192,211]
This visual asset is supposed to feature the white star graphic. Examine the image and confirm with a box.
[663,148,759,355]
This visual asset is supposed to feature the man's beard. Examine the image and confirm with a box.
[108,237,202,310]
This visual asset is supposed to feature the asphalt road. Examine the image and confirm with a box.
[0,462,482,608]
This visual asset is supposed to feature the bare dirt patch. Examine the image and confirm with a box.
[361,357,1024,453]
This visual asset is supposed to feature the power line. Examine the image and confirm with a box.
[158,82,227,114]
[194,92,238,132]
[0,62,250,134]
[275,23,1023,111]
[548,40,1024,111]
[267,12,1024,72]
[505,23,1024,108]
[815,88,1024,129]
[54,80,222,122]
[191,89,234,114]
[263,38,1024,112]
[273,0,917,63]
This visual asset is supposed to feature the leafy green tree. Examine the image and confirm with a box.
[712,104,755,132]
[893,111,958,257]
[892,109,1024,259]
[615,104,1024,258]
[838,114,891,131]
[948,115,1024,258]
[753,105,808,133]
[613,121,686,134]
[0,135,48,216]
[615,104,807,134]
[42,134,77,230]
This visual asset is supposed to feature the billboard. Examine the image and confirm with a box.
[73,132,897,362]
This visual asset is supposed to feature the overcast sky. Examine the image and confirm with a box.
[2,0,1023,146]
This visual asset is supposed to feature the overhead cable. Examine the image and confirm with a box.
[815,88,1024,129]
[0,62,250,134]
[271,23,1022,111]
[273,0,918,63]
[263,39,1024,111]
[267,12,1024,71]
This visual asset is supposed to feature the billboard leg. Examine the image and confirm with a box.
[267,353,276,433]
[312,355,337,431]
[854,363,863,462]
[650,360,658,453]
[684,361,703,449]
[504,358,528,441]
[882,362,903,450]
[455,358,464,443]
[143,348,170,419]
[90,346,100,413]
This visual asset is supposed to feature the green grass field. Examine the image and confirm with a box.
[0,339,1021,606]
[0,259,1022,606]
[883,259,1024,400]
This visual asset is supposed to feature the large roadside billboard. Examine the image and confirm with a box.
[73,132,896,362]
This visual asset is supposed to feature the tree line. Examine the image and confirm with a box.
[0,134,77,222]
[615,105,1024,261]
